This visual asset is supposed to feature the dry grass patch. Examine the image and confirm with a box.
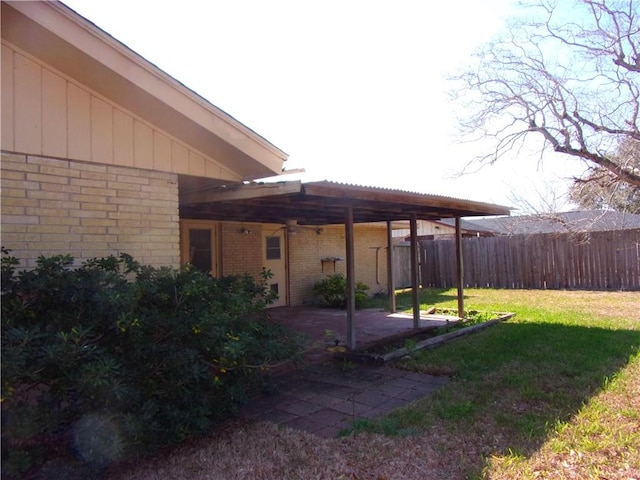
[108,421,463,480]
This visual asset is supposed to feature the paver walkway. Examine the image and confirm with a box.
[239,362,450,438]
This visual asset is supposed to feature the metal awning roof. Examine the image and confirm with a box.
[179,180,511,224]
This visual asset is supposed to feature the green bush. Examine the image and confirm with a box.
[312,274,369,309]
[1,250,303,478]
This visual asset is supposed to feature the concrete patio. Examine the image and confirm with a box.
[239,362,450,438]
[266,306,460,364]
[238,306,458,438]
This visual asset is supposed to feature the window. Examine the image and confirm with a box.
[189,228,212,273]
[265,236,281,260]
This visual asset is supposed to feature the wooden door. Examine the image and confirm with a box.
[263,229,287,307]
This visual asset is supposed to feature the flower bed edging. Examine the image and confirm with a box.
[333,312,515,364]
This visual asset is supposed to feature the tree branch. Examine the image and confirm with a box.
[451,0,640,190]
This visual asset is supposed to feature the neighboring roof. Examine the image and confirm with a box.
[1,1,286,179]
[179,180,511,224]
[441,211,640,234]
[430,218,497,235]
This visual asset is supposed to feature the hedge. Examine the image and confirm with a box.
[1,250,304,478]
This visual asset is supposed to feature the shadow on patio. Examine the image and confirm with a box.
[266,306,459,365]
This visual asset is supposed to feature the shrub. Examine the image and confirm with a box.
[312,274,369,309]
[1,251,303,478]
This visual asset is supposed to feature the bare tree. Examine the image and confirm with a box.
[453,0,640,187]
[568,137,640,211]
[506,177,572,214]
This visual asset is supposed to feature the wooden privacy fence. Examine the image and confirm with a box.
[419,229,640,291]
[393,244,414,288]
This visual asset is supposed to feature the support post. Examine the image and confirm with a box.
[410,214,420,328]
[455,217,465,319]
[386,220,396,313]
[345,206,356,349]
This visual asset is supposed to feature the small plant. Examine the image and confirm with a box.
[465,310,498,324]
[312,274,369,309]
[337,359,356,372]
[403,338,418,357]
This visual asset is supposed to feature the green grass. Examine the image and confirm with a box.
[349,288,640,478]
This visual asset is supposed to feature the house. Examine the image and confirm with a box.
[430,210,640,237]
[396,210,640,242]
[392,218,495,241]
[446,210,640,235]
[1,1,509,319]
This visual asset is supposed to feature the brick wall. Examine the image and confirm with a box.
[288,225,389,306]
[1,152,180,268]
[219,223,263,277]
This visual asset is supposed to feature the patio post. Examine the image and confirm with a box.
[345,206,356,349]
[410,214,420,328]
[455,217,465,318]
[386,220,396,313]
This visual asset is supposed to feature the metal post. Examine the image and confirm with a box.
[455,217,465,319]
[410,214,420,328]
[345,206,356,349]
[386,220,396,313]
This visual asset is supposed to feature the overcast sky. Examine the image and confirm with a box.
[62,0,587,212]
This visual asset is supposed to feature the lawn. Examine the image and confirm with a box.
[108,289,640,480]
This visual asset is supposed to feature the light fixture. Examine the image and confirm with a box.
[285,219,299,233]
[281,220,325,236]
[240,227,251,236]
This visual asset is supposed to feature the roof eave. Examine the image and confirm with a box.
[2,1,286,179]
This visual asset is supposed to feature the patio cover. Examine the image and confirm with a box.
[179,180,511,349]
[178,180,510,224]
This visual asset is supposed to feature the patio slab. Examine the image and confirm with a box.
[236,307,455,438]
[239,362,450,438]
[267,305,459,364]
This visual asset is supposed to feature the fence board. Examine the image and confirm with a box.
[393,244,413,288]
[415,229,640,291]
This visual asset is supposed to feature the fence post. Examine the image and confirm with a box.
[386,220,396,313]
[345,206,356,349]
[455,217,465,318]
[410,214,420,328]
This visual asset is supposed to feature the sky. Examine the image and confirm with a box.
[62,0,588,213]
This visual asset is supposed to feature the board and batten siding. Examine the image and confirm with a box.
[1,41,225,269]
[393,221,455,240]
[1,41,238,181]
